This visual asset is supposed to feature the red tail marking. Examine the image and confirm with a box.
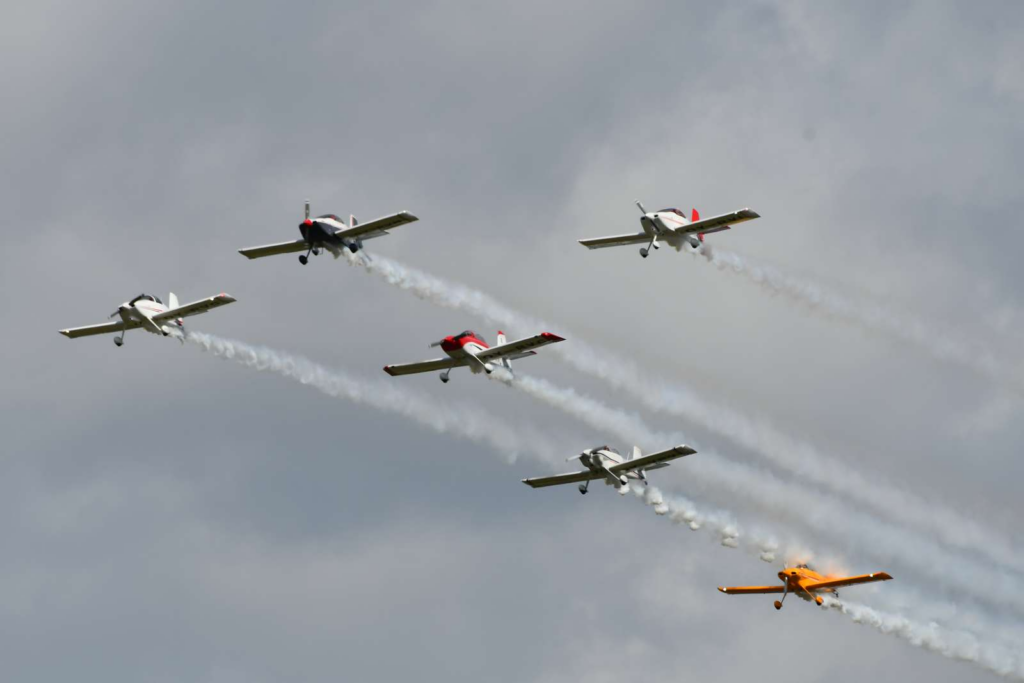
[691,208,700,222]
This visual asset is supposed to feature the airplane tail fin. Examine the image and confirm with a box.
[168,292,179,309]
[691,208,700,223]
[631,446,642,461]
[496,331,512,372]
[350,214,358,228]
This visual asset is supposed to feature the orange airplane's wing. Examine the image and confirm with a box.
[804,572,893,591]
[718,585,785,595]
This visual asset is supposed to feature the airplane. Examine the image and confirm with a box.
[718,563,893,610]
[383,329,565,383]
[238,199,419,264]
[58,292,236,347]
[579,201,760,258]
[521,444,697,495]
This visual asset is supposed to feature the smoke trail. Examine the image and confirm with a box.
[344,253,1024,575]
[510,374,1024,616]
[822,597,1024,680]
[186,331,564,466]
[693,244,1009,383]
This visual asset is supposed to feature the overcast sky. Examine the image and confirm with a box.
[3,1,1024,681]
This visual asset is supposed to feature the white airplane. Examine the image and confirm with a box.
[383,329,565,383]
[522,444,697,494]
[579,201,760,258]
[59,292,236,347]
[239,199,419,265]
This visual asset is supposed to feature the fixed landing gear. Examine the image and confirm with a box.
[578,480,590,495]
[774,582,790,610]
[440,369,451,384]
[299,244,319,265]
[299,254,309,265]
[114,336,124,347]
[639,248,649,258]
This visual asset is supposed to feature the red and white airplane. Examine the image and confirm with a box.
[238,199,418,265]
[579,201,760,258]
[59,292,236,347]
[383,330,565,383]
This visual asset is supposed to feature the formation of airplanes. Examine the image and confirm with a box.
[58,196,895,613]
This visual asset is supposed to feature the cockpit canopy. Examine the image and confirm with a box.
[454,330,485,343]
[593,445,620,455]
[129,293,163,305]
[317,214,342,222]
[658,208,687,218]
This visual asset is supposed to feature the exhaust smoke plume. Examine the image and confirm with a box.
[345,253,1024,575]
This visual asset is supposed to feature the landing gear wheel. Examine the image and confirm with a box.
[578,484,588,495]
[774,600,782,610]
[639,248,649,258]
[440,376,449,384]
[299,255,308,265]
[311,247,320,256]
[114,337,124,347]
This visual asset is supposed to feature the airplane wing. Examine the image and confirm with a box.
[673,208,760,235]
[578,233,650,250]
[59,319,140,339]
[717,585,785,595]
[521,469,604,488]
[608,445,696,473]
[475,333,565,362]
[383,356,464,377]
[803,572,893,591]
[334,211,419,241]
[238,239,310,260]
[151,293,237,322]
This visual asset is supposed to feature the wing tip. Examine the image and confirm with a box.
[383,365,398,376]
[541,332,566,342]
[718,587,729,593]
[217,293,237,303]
[58,329,71,338]
[675,444,697,456]
[877,572,894,581]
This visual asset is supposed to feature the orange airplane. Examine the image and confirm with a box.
[718,563,893,610]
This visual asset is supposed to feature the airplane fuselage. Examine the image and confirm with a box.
[299,215,361,254]
[640,209,702,249]
[780,566,838,603]
[439,333,494,374]
[579,448,634,488]
[118,296,184,338]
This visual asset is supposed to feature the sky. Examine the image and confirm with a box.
[3,0,1024,681]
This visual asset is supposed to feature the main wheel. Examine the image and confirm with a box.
[774,601,782,610]
[440,376,449,384]
[348,243,360,253]
[639,248,649,258]
[578,484,588,495]
[114,337,123,347]
[299,255,308,265]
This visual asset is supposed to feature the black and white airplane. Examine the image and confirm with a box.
[522,444,696,495]
[239,199,419,264]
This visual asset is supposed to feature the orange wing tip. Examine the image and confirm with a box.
[541,332,566,342]
[718,587,729,593]
[875,572,894,581]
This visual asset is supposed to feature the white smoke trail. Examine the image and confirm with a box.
[186,331,564,466]
[510,374,1024,617]
[822,596,1024,680]
[344,253,1024,575]
[693,244,1009,383]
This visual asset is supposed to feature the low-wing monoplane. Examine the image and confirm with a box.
[383,330,564,383]
[522,444,696,495]
[59,292,236,346]
[719,564,893,610]
[239,199,418,264]
[579,201,760,258]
